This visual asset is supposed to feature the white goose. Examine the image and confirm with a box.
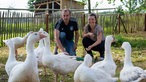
[35,28,45,66]
[120,42,146,82]
[3,39,22,76]
[8,32,46,82]
[4,31,33,58]
[74,54,118,82]
[91,35,117,77]
[42,32,82,82]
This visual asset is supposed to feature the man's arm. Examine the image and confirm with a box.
[74,30,79,50]
[54,29,66,52]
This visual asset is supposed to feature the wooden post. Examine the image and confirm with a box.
[46,13,49,33]
[81,13,86,56]
[144,13,146,31]
[120,16,127,34]
[81,13,85,38]
[118,14,120,33]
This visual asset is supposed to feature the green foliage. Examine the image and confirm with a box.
[113,34,146,50]
[27,0,35,12]
[27,0,41,12]
[108,0,146,13]
[115,6,124,15]
[113,34,126,47]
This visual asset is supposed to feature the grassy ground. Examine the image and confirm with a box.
[0,31,146,82]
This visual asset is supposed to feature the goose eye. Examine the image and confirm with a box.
[35,33,38,35]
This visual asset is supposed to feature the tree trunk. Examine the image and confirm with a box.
[88,0,91,13]
[144,14,146,31]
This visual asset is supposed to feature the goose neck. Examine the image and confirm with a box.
[44,37,50,50]
[104,42,113,60]
[38,39,44,47]
[22,33,30,42]
[25,40,36,66]
[8,45,16,61]
[124,49,133,67]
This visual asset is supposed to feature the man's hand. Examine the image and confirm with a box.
[63,51,69,55]
[74,44,77,50]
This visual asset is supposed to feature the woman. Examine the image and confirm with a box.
[82,13,105,61]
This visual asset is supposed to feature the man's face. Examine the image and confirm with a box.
[61,11,70,24]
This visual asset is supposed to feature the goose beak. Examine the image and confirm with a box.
[112,36,117,45]
[112,36,117,43]
[3,40,7,43]
[120,46,123,50]
[39,32,47,39]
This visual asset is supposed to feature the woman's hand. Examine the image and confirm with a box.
[88,32,94,39]
[86,46,92,51]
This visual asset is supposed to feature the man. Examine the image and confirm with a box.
[54,9,79,56]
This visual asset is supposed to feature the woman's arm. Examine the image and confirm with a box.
[86,32,103,51]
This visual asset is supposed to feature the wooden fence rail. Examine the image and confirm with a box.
[0,11,145,47]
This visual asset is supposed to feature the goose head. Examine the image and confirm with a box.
[27,32,47,43]
[3,39,14,47]
[84,54,92,67]
[25,31,33,38]
[105,35,115,43]
[43,32,50,47]
[39,28,44,32]
[121,42,131,52]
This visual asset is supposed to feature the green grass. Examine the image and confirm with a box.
[0,31,146,82]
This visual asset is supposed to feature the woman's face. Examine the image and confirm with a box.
[88,16,96,27]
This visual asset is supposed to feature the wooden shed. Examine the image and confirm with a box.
[33,0,85,15]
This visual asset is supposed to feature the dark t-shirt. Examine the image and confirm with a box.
[54,17,78,40]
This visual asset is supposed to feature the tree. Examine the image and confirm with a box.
[76,0,91,13]
[107,0,146,13]
[88,0,91,13]
[27,0,40,12]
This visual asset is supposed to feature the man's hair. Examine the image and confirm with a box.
[61,9,71,15]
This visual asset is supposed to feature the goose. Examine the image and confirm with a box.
[42,32,82,82]
[4,31,33,58]
[91,35,117,77]
[74,54,118,82]
[120,42,146,82]
[35,28,45,66]
[8,32,46,82]
[3,39,22,76]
